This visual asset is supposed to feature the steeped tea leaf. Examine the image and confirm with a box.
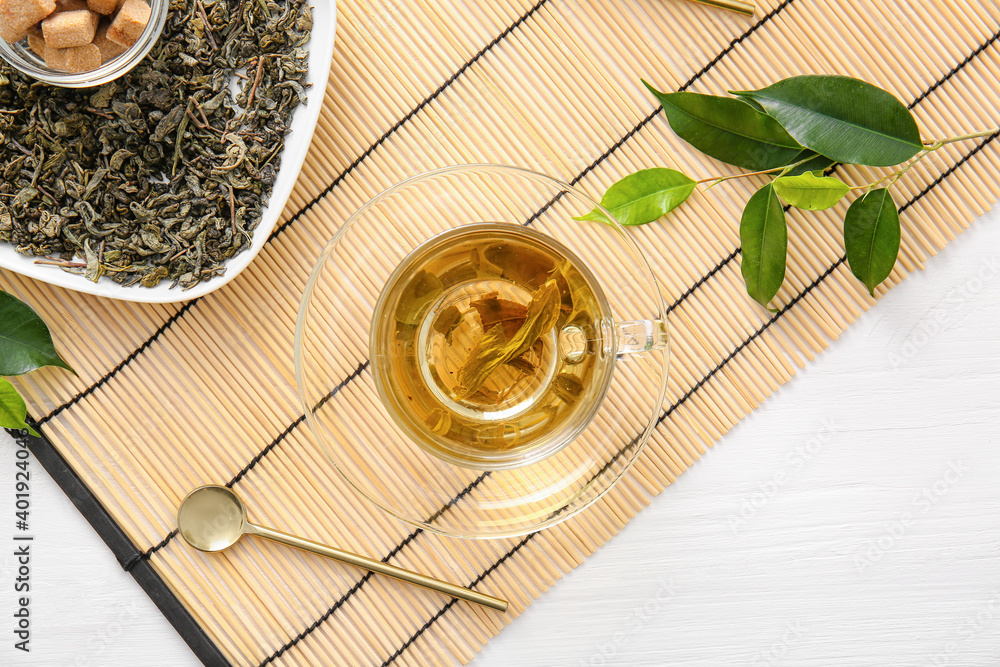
[552,374,584,404]
[505,355,537,375]
[773,172,850,210]
[643,84,804,171]
[470,293,528,340]
[573,168,696,226]
[732,76,923,167]
[457,324,509,400]
[844,188,900,296]
[395,270,443,326]
[485,242,555,288]
[432,305,463,340]
[0,292,74,377]
[458,279,561,398]
[740,184,787,307]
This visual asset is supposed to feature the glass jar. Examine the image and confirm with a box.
[0,0,168,88]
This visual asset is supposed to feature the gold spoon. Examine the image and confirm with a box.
[687,0,755,16]
[177,485,508,612]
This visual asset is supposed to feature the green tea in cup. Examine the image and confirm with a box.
[371,223,616,470]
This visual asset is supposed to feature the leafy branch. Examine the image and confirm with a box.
[0,292,74,436]
[577,74,998,306]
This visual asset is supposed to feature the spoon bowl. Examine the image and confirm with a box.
[177,485,247,552]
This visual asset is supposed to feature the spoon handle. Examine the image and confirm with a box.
[685,0,755,16]
[246,523,508,612]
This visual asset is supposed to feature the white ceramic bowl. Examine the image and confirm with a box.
[0,2,337,304]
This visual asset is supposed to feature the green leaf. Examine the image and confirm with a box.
[0,378,38,437]
[783,149,837,176]
[740,183,787,307]
[0,292,74,376]
[732,75,922,167]
[739,97,767,114]
[844,188,900,296]
[773,172,850,210]
[643,83,804,171]
[574,168,696,226]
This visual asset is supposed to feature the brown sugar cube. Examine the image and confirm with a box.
[87,0,118,14]
[0,0,56,44]
[45,42,101,72]
[26,26,46,57]
[106,0,149,48]
[93,19,126,62]
[55,0,90,12]
[42,9,100,49]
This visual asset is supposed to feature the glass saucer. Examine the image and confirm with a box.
[294,165,669,539]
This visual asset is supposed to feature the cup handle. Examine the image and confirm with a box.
[615,319,668,355]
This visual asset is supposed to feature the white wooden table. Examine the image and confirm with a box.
[4,206,999,666]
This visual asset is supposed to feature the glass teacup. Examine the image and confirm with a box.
[370,222,666,471]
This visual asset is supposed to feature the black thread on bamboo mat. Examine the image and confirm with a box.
[375,133,1000,666]
[380,534,536,667]
[123,529,179,572]
[227,361,369,489]
[121,361,372,566]
[35,301,196,427]
[909,27,1000,110]
[265,0,553,245]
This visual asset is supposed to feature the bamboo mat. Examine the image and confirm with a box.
[7,0,1000,664]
